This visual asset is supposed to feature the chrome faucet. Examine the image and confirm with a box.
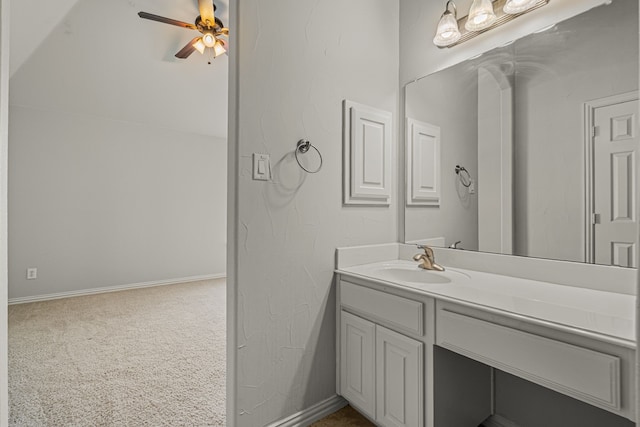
[413,245,445,271]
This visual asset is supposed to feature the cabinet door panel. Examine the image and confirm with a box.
[341,311,376,419]
[376,325,423,427]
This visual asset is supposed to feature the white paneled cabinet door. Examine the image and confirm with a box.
[341,311,376,419]
[376,325,423,427]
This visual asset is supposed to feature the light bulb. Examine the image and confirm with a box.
[193,38,206,54]
[465,0,497,31]
[202,33,216,48]
[503,0,538,14]
[433,1,461,47]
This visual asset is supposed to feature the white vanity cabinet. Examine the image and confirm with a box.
[436,301,636,421]
[338,279,427,427]
[336,262,636,426]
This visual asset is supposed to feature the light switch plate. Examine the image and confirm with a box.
[253,153,270,181]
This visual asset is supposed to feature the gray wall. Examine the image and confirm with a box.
[8,106,227,300]
[230,0,399,425]
[7,0,229,301]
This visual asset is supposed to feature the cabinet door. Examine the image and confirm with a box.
[376,325,423,427]
[341,311,376,419]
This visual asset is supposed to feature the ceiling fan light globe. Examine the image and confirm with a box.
[193,38,206,54]
[213,39,227,57]
[202,33,216,47]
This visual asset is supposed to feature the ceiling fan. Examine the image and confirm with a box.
[138,0,229,62]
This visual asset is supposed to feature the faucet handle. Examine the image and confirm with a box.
[417,245,434,258]
[414,245,445,271]
[449,240,462,249]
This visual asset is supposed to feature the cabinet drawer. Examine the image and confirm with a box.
[436,309,621,411]
[340,280,423,336]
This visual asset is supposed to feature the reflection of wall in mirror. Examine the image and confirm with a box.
[405,62,479,250]
[513,0,638,263]
[478,67,514,255]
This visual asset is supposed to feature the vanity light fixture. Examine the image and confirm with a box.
[433,0,549,48]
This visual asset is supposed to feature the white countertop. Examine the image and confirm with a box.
[338,260,636,348]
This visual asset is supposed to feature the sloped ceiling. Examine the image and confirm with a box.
[9,0,229,138]
[10,0,82,77]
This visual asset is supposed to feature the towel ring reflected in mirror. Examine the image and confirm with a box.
[455,165,472,187]
[295,139,323,174]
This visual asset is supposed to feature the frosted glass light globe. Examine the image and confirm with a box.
[465,0,497,31]
[433,11,461,47]
[503,0,538,14]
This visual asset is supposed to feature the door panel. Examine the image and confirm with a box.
[594,99,639,267]
[376,325,423,427]
[340,311,376,419]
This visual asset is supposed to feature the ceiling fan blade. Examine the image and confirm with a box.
[198,0,215,26]
[175,37,202,59]
[138,12,197,30]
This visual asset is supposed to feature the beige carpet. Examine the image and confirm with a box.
[8,279,226,426]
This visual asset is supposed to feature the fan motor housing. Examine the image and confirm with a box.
[195,15,224,33]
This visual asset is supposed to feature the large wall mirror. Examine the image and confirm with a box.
[404,0,639,267]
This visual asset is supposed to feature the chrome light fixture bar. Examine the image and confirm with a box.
[434,0,549,48]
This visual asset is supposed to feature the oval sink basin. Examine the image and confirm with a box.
[375,267,451,284]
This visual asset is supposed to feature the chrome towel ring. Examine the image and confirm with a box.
[295,139,323,174]
[455,165,472,187]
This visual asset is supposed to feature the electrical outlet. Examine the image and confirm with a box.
[26,267,37,280]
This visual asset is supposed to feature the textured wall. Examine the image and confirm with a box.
[8,106,227,300]
[231,0,399,425]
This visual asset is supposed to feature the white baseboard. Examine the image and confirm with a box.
[482,414,520,427]
[8,274,226,305]
[266,395,348,427]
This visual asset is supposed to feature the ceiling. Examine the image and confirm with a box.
[9,0,229,138]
